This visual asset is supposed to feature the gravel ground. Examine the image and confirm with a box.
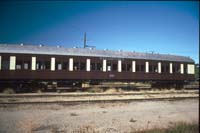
[0,98,198,133]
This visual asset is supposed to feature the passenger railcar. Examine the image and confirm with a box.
[0,44,195,93]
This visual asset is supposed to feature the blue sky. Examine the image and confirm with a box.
[0,1,199,63]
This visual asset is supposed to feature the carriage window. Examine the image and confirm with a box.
[91,62,96,71]
[166,65,169,73]
[154,65,158,72]
[56,61,62,70]
[36,61,46,70]
[112,64,117,71]
[45,61,50,69]
[58,64,62,70]
[136,65,140,72]
[127,64,131,71]
[149,65,153,72]
[184,64,187,74]
[136,64,145,72]
[36,61,41,70]
[80,62,86,71]
[107,63,111,71]
[141,65,144,72]
[24,61,31,70]
[74,62,80,71]
[16,60,23,70]
[122,64,126,71]
[176,65,180,73]
[24,63,28,70]
[173,66,176,73]
[161,66,165,73]
[62,62,68,70]
[2,60,9,70]
[97,63,102,71]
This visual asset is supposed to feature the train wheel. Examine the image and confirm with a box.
[3,88,16,94]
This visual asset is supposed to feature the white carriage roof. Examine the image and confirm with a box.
[0,44,194,63]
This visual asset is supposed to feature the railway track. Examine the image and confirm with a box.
[0,90,198,97]
[0,90,198,105]
[0,97,198,105]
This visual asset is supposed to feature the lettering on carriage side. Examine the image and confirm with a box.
[109,74,115,78]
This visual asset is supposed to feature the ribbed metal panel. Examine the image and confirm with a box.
[0,44,194,63]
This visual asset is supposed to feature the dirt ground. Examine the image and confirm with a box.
[0,98,198,133]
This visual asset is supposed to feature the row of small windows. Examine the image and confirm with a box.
[2,60,31,70]
[0,56,188,74]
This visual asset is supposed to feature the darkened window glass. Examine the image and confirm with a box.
[91,62,96,71]
[161,66,165,73]
[45,61,50,70]
[2,60,9,70]
[112,64,117,71]
[136,65,140,72]
[122,64,126,71]
[184,64,187,74]
[97,63,102,71]
[16,60,23,70]
[166,65,169,73]
[74,62,80,71]
[173,66,176,73]
[154,65,158,72]
[62,62,68,70]
[141,65,144,72]
[176,65,180,73]
[127,64,131,71]
[56,61,62,70]
[36,61,43,70]
[80,62,86,71]
[149,65,153,72]
[24,61,31,70]
[107,63,111,71]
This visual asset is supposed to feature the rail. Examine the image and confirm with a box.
[0,90,198,105]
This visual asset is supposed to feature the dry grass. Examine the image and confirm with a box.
[135,122,199,133]
[72,125,99,133]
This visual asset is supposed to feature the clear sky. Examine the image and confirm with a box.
[0,1,199,63]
